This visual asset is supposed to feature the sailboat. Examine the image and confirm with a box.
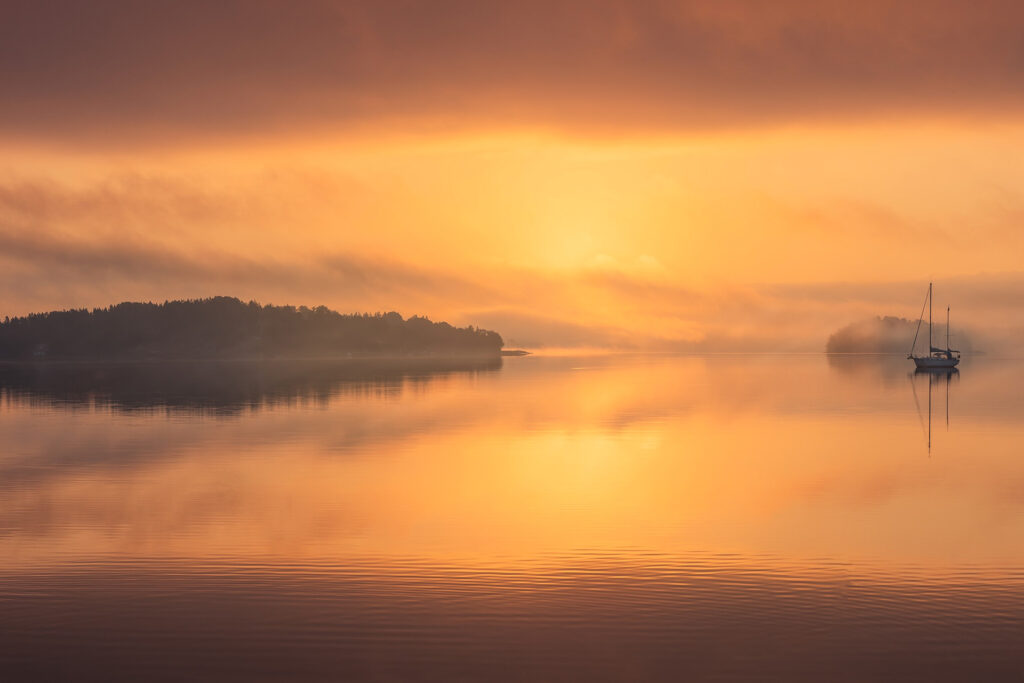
[908,282,960,369]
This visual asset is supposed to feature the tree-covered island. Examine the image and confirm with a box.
[0,297,504,360]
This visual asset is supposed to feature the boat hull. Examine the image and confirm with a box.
[913,356,959,369]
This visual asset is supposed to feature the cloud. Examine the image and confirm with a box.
[0,223,505,316]
[0,173,508,314]
[3,0,1024,145]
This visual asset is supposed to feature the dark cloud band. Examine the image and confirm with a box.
[2,0,1024,144]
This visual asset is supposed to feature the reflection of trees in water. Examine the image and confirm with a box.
[0,358,502,414]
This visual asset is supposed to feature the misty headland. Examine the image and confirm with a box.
[0,297,506,361]
[825,316,973,355]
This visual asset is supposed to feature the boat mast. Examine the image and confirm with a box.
[946,306,950,352]
[910,285,929,356]
[928,282,933,354]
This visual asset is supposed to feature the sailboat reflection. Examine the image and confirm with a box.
[910,367,958,452]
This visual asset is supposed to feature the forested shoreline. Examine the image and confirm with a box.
[0,297,503,360]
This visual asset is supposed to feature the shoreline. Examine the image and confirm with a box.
[0,352,512,365]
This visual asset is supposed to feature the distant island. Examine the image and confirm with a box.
[826,315,972,354]
[0,297,504,360]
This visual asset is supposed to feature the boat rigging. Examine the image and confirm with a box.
[908,282,960,369]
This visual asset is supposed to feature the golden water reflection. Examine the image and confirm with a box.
[2,355,1023,571]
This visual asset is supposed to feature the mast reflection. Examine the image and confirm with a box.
[910,367,958,453]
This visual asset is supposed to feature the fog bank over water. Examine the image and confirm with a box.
[465,274,1021,353]
[826,317,975,355]
[1,267,1021,354]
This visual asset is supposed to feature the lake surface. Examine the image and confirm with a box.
[1,354,1022,681]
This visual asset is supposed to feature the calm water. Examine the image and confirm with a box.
[1,354,1023,681]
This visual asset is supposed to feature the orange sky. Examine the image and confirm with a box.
[2,1,1024,350]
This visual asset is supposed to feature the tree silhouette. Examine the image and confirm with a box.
[0,297,504,360]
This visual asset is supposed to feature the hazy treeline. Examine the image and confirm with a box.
[0,297,503,360]
[826,316,972,354]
